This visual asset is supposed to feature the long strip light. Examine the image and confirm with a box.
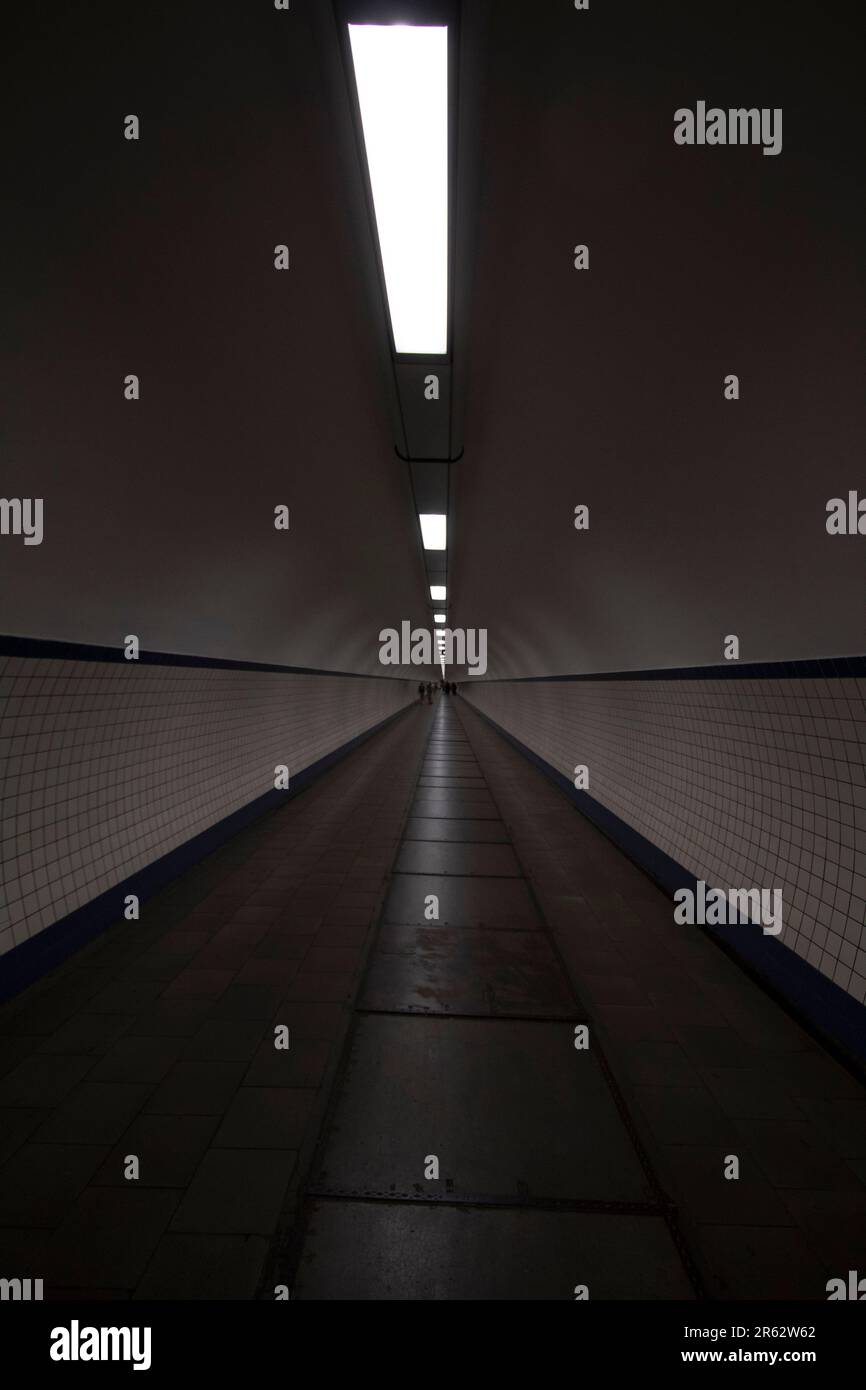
[348,22,449,355]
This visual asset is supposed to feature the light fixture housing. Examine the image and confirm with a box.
[430,584,447,600]
[347,20,449,356]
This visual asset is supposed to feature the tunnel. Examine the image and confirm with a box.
[1,0,865,1346]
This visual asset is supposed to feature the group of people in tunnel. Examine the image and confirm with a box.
[418,679,457,704]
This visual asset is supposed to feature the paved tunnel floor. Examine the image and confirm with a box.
[1,695,864,1300]
[292,698,697,1298]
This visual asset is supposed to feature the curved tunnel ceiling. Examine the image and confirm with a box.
[2,1,435,677]
[2,0,863,683]
[449,0,865,679]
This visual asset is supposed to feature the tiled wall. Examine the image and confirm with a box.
[0,654,414,959]
[463,675,866,1004]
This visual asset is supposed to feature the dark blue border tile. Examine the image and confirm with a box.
[3,634,863,683]
[0,633,407,680]
[470,654,866,684]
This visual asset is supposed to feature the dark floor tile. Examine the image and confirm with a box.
[253,930,314,960]
[0,1225,51,1277]
[0,1143,108,1227]
[88,1036,183,1085]
[214,1087,314,1149]
[790,1095,866,1159]
[0,1107,51,1165]
[47,1186,181,1291]
[263,916,323,940]
[211,985,286,1020]
[268,1001,349,1041]
[36,1014,134,1056]
[34,1083,151,1145]
[301,947,362,975]
[580,974,647,1006]
[244,1036,330,1088]
[134,1232,268,1299]
[233,959,300,989]
[145,1060,245,1116]
[162,968,236,999]
[607,1038,701,1088]
[697,1224,830,1300]
[764,1051,866,1101]
[656,1144,797,1227]
[673,1024,754,1069]
[777,1187,866,1271]
[283,973,355,1002]
[169,1149,295,1235]
[94,1114,218,1188]
[125,999,214,1037]
[702,1067,805,1121]
[0,1053,95,1107]
[734,1119,864,1191]
[0,1034,39,1077]
[632,1085,734,1146]
[87,981,165,1015]
[183,1019,267,1062]
[314,924,369,949]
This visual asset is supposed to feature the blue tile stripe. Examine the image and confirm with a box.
[468,654,866,683]
[4,635,863,683]
[0,632,407,680]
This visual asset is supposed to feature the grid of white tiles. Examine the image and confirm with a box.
[463,676,866,1003]
[0,655,414,958]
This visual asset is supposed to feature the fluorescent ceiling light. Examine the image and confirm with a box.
[430,585,446,600]
[434,614,445,623]
[419,513,446,549]
[348,23,448,354]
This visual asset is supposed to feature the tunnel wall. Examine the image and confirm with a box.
[0,644,415,968]
[463,665,866,1014]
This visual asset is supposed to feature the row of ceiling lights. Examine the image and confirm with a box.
[346,11,454,671]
